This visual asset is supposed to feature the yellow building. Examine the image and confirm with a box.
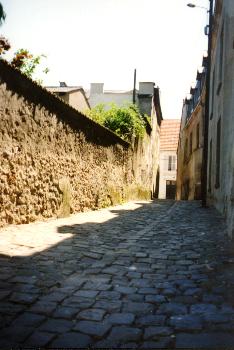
[177,58,206,200]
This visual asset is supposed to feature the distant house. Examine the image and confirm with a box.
[158,119,180,199]
[46,82,90,114]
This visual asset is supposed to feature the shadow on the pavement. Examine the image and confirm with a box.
[1,199,234,347]
[0,200,173,288]
[56,200,173,235]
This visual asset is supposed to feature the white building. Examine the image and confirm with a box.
[88,83,133,108]
[88,82,157,117]
[158,119,180,199]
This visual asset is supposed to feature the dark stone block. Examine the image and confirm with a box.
[77,308,106,321]
[144,326,173,339]
[51,332,92,347]
[190,303,217,314]
[108,326,142,342]
[107,313,135,325]
[169,315,203,330]
[176,332,234,348]
[145,295,166,303]
[157,302,187,315]
[39,318,73,333]
[73,320,111,337]
[136,315,166,326]
[24,331,55,347]
[122,302,154,315]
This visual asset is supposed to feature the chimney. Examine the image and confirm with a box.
[138,82,155,95]
[90,83,104,94]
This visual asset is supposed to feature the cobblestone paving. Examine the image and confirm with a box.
[0,200,234,348]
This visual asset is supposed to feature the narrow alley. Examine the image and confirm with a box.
[0,200,234,348]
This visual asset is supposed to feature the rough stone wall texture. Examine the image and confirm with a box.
[132,111,160,198]
[0,61,156,227]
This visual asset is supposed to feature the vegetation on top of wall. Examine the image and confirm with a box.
[86,103,147,141]
[0,3,49,84]
[0,35,10,55]
[0,59,130,148]
[11,49,49,84]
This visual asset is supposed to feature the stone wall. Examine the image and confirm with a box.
[207,0,234,238]
[0,60,157,227]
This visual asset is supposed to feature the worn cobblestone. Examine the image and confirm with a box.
[107,326,142,343]
[169,315,203,330]
[77,308,106,321]
[73,320,111,337]
[50,332,92,347]
[24,331,55,347]
[144,326,173,339]
[107,313,135,325]
[0,200,233,347]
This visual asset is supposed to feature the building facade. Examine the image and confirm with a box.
[159,120,180,199]
[207,0,234,238]
[88,83,133,108]
[177,58,206,200]
[46,82,90,113]
[88,81,158,116]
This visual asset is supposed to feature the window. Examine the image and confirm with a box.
[208,139,212,192]
[215,117,221,188]
[168,155,176,171]
[190,132,193,154]
[196,123,200,149]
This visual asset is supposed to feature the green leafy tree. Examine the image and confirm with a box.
[87,103,146,141]
[11,49,49,84]
[86,103,106,124]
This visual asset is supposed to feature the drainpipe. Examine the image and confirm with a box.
[201,0,213,207]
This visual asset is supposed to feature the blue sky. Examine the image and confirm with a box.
[1,0,209,118]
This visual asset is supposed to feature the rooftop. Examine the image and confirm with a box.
[46,86,82,93]
[160,119,180,151]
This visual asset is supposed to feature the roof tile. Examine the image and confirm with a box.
[160,119,180,151]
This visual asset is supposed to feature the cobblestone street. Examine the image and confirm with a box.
[0,200,234,348]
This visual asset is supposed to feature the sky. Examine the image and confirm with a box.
[1,0,209,119]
